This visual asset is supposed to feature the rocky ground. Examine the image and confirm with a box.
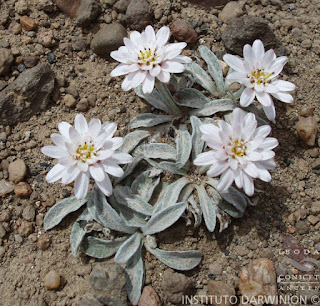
[0,0,320,305]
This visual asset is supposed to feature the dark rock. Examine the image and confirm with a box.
[90,23,127,57]
[0,48,14,76]
[47,53,56,64]
[295,220,309,234]
[52,0,81,17]
[221,16,285,56]
[184,0,230,7]
[89,263,127,305]
[71,36,88,51]
[18,64,26,73]
[23,55,39,68]
[0,63,55,125]
[113,0,130,13]
[171,19,198,44]
[126,0,152,31]
[76,0,101,28]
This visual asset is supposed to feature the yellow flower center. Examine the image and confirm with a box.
[75,142,97,163]
[137,48,157,66]
[249,69,274,86]
[231,140,247,159]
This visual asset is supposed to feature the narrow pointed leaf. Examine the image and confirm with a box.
[125,245,144,306]
[145,246,202,270]
[142,143,176,160]
[178,184,194,202]
[198,45,224,92]
[175,88,210,109]
[154,177,190,213]
[146,159,188,176]
[115,232,142,264]
[82,236,127,259]
[191,99,236,117]
[135,85,172,113]
[190,116,205,160]
[131,170,161,202]
[195,184,217,232]
[142,202,187,235]
[87,186,136,234]
[185,62,216,95]
[155,81,181,114]
[129,113,174,129]
[114,156,142,185]
[176,124,192,168]
[70,208,93,257]
[113,186,153,216]
[120,130,150,154]
[44,197,88,230]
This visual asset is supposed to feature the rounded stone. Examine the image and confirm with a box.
[44,270,61,290]
[8,159,27,183]
[126,0,152,31]
[14,182,32,198]
[171,19,198,44]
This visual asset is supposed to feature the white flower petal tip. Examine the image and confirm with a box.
[224,40,295,121]
[194,108,278,197]
[110,25,191,94]
[41,115,133,199]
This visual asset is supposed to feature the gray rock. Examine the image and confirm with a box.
[221,16,285,56]
[161,271,192,304]
[0,48,14,76]
[0,63,55,125]
[113,0,130,13]
[90,23,127,57]
[22,204,36,221]
[0,223,6,238]
[8,159,27,183]
[89,263,127,305]
[52,0,81,17]
[78,294,103,306]
[76,0,102,27]
[126,0,152,31]
[295,220,309,234]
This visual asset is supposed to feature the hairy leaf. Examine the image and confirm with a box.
[175,124,192,168]
[120,130,150,154]
[146,159,188,176]
[113,156,143,185]
[190,116,205,161]
[44,197,88,230]
[191,99,236,117]
[115,232,142,264]
[145,246,202,270]
[142,143,176,160]
[178,184,194,203]
[175,88,210,109]
[155,81,181,114]
[142,202,187,235]
[82,236,127,259]
[129,113,174,129]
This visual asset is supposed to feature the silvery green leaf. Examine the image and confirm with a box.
[191,99,236,117]
[114,156,143,185]
[153,177,190,213]
[135,85,172,114]
[114,232,142,264]
[187,195,202,227]
[178,184,194,202]
[44,197,88,230]
[113,186,153,216]
[185,62,216,95]
[155,80,181,115]
[88,186,136,234]
[219,187,247,218]
[195,184,217,232]
[142,202,187,235]
[131,170,161,203]
[145,246,202,271]
[190,116,205,161]
[175,88,210,109]
[244,104,269,126]
[125,245,144,306]
[82,236,127,259]
[142,143,176,160]
[175,124,192,168]
[198,45,224,92]
[70,208,93,257]
[120,130,150,154]
[146,159,188,176]
[223,112,233,124]
[129,113,175,129]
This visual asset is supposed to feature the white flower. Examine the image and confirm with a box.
[223,39,296,122]
[194,108,278,196]
[110,25,191,94]
[41,114,132,199]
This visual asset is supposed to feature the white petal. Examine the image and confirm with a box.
[273,80,295,92]
[243,173,254,196]
[256,163,272,182]
[243,44,255,63]
[240,88,255,107]
[207,161,229,177]
[261,49,275,69]
[69,127,81,143]
[142,74,155,94]
[243,162,259,178]
[88,118,102,139]
[261,150,275,160]
[123,37,138,52]
[59,155,77,166]
[58,122,72,138]
[262,103,276,122]
[150,65,161,77]
[271,91,294,103]
[103,122,117,138]
[258,159,276,170]
[77,161,89,172]
[89,164,105,182]
[234,169,243,189]
[252,39,265,60]
[156,71,170,83]
[130,31,142,46]
[110,47,135,64]
[255,91,273,107]
[98,149,114,160]
[223,54,245,72]
[217,169,234,192]
[264,83,279,94]
[41,146,66,159]
[193,151,216,166]
[61,166,80,185]
[109,137,124,150]
[74,172,90,199]
[163,43,186,60]
[46,163,66,183]
[96,175,113,197]
[253,125,271,140]
[145,25,156,43]
[231,108,244,135]
[75,114,88,134]
[161,61,185,73]
[102,161,124,178]
[259,137,278,150]
[156,26,170,48]
[242,113,257,141]
[111,63,140,77]
[226,72,248,83]
[109,152,133,164]
[173,55,192,64]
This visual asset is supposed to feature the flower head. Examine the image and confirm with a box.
[110,25,192,94]
[194,108,278,196]
[41,114,132,199]
[223,39,295,122]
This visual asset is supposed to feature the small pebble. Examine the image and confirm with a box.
[44,270,61,290]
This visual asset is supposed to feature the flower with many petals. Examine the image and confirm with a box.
[194,108,278,196]
[223,40,295,122]
[41,114,132,199]
[110,25,192,94]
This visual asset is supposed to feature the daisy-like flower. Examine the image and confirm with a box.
[110,25,192,94]
[223,39,296,122]
[194,108,278,196]
[41,114,132,199]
